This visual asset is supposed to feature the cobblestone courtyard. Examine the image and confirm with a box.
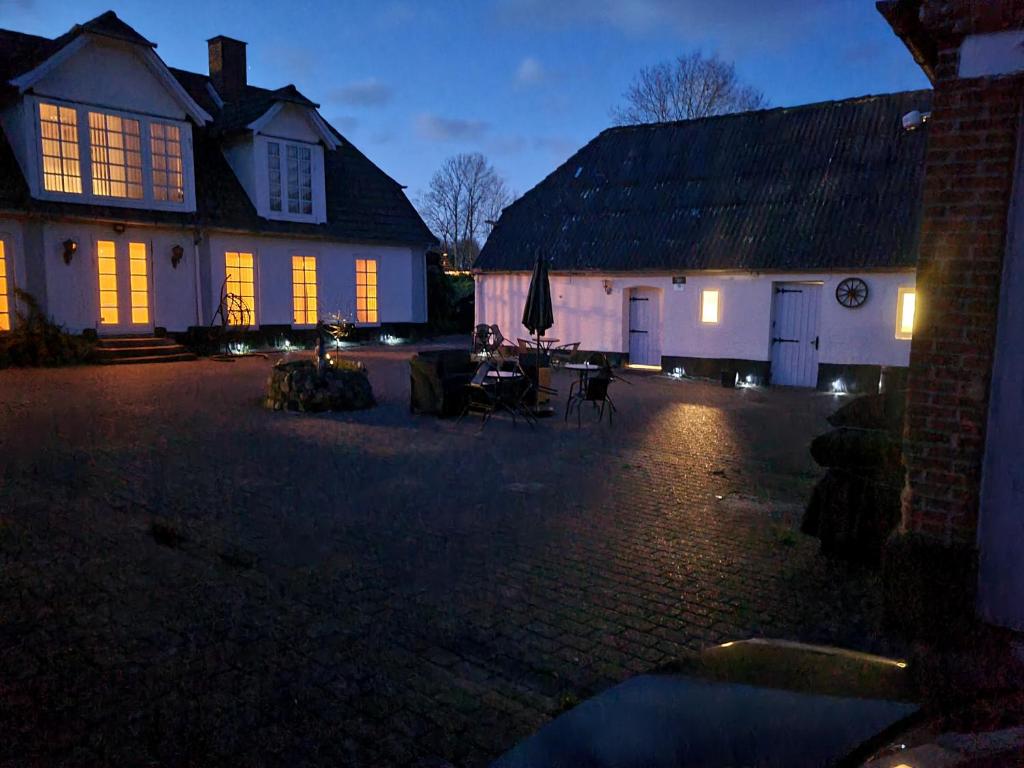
[1,345,899,767]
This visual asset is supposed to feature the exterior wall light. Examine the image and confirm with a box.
[113,223,126,234]
[61,238,78,265]
[603,279,613,295]
[171,244,184,269]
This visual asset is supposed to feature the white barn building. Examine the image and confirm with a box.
[475,92,930,392]
[0,12,434,345]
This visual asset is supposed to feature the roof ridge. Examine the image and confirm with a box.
[600,89,933,136]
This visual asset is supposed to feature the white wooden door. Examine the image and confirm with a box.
[628,287,661,367]
[770,283,822,387]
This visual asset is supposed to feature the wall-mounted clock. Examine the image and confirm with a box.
[835,277,869,308]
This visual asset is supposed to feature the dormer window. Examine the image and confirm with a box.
[32,98,194,211]
[267,140,313,215]
[88,111,143,199]
[39,103,82,193]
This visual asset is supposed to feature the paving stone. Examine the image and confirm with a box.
[0,347,898,766]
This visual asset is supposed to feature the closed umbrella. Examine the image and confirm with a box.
[522,251,554,349]
[522,252,554,413]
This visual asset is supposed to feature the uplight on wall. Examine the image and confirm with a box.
[701,289,720,323]
[895,287,916,340]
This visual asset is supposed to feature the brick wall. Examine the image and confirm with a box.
[900,0,1024,545]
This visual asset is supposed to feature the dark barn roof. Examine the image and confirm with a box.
[476,91,931,273]
[0,13,435,247]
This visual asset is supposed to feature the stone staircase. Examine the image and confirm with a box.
[94,335,196,365]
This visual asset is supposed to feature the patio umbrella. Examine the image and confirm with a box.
[522,251,554,352]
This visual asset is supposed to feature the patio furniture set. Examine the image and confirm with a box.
[458,324,619,428]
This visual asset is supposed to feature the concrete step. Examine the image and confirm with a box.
[95,336,178,349]
[95,344,190,359]
[98,352,197,365]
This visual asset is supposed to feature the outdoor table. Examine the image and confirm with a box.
[563,362,601,417]
[486,370,522,379]
[535,337,560,352]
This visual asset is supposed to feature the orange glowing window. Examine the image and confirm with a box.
[225,251,256,326]
[89,112,143,199]
[39,102,82,193]
[150,122,184,202]
[896,287,916,340]
[129,242,149,325]
[0,241,10,331]
[292,256,318,325]
[701,289,720,323]
[355,258,377,324]
[97,240,118,325]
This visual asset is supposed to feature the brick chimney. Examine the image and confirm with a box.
[207,35,247,102]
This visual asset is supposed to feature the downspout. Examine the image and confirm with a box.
[192,227,203,326]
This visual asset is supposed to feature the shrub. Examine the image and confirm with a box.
[0,288,94,368]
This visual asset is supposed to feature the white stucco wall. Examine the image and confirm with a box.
[205,234,426,327]
[31,221,198,333]
[31,38,186,119]
[476,270,916,368]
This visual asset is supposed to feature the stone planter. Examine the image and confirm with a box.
[264,358,375,412]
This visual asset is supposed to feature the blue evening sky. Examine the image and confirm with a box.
[4,0,929,203]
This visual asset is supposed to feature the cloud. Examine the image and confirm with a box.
[515,56,546,86]
[415,113,490,142]
[329,78,394,107]
[328,115,359,134]
[496,0,830,50]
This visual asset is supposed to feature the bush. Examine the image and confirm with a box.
[427,266,474,334]
[0,289,94,368]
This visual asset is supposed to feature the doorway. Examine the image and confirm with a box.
[769,282,822,387]
[96,239,153,335]
[627,287,661,368]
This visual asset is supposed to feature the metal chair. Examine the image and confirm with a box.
[549,341,580,369]
[565,352,617,427]
[458,361,498,427]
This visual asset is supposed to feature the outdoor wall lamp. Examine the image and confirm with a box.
[61,238,78,265]
[171,244,184,269]
[603,279,613,295]
[112,222,126,234]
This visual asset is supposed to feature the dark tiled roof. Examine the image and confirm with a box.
[0,15,435,247]
[72,10,156,48]
[476,91,932,273]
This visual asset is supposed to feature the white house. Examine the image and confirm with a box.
[475,92,931,392]
[0,12,434,345]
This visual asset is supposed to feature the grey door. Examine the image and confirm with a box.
[628,288,661,367]
[770,283,822,387]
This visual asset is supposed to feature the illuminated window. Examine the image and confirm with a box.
[97,240,118,325]
[701,289,720,323]
[896,287,916,340]
[129,242,149,324]
[0,241,10,331]
[355,258,378,323]
[225,251,256,325]
[292,256,318,325]
[150,122,184,202]
[267,141,313,215]
[88,112,143,199]
[39,102,82,193]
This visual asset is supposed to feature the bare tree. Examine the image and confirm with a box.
[612,52,767,125]
[419,153,513,269]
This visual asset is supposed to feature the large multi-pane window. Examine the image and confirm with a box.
[39,103,82,193]
[97,240,119,325]
[355,258,378,324]
[292,256,318,325]
[150,123,184,202]
[267,141,313,215]
[88,112,143,199]
[225,252,256,326]
[37,101,188,206]
[0,241,10,332]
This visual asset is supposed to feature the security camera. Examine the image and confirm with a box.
[902,110,931,131]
